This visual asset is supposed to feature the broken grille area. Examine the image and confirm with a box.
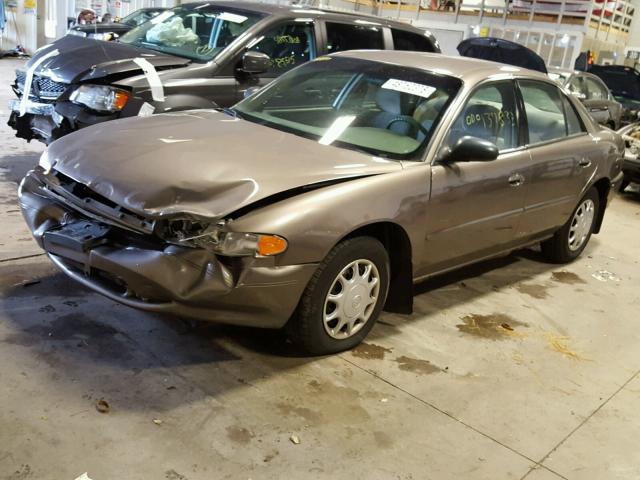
[16,70,68,101]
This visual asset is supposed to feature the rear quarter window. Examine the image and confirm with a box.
[391,29,435,52]
[326,22,384,53]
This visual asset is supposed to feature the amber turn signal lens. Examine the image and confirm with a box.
[257,235,288,256]
[112,90,130,111]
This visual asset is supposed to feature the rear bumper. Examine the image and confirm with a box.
[19,171,317,328]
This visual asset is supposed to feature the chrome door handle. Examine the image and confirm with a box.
[508,173,524,187]
[578,158,592,168]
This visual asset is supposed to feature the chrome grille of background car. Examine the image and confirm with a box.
[15,70,68,101]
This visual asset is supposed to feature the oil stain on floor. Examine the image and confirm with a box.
[551,271,586,285]
[351,342,392,360]
[516,283,550,299]
[457,313,528,340]
[393,356,442,375]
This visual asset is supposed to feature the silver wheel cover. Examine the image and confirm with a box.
[568,199,595,252]
[323,259,381,340]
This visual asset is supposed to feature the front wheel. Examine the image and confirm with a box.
[541,188,599,263]
[288,237,390,355]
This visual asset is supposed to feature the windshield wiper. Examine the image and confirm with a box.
[219,107,244,119]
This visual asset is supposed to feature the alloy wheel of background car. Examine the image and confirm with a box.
[323,259,381,340]
[541,187,600,264]
[568,199,596,252]
[288,237,390,355]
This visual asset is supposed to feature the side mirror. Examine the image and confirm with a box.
[241,51,271,74]
[439,136,499,163]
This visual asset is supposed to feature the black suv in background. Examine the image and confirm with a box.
[8,1,440,144]
[589,65,640,124]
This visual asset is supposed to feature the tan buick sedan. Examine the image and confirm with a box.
[19,51,624,354]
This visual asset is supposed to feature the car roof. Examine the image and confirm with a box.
[330,50,552,83]
[180,1,432,35]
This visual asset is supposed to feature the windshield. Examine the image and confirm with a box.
[121,9,164,27]
[119,6,264,62]
[233,57,461,159]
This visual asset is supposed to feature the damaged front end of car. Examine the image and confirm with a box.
[18,162,317,328]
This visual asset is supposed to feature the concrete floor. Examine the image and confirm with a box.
[1,57,639,480]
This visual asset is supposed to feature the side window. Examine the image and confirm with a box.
[519,80,568,144]
[566,76,584,97]
[584,77,608,100]
[447,82,519,151]
[391,29,435,52]
[250,22,316,75]
[561,94,586,135]
[326,22,384,53]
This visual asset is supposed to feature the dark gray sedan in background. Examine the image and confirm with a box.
[19,52,624,354]
[549,67,623,130]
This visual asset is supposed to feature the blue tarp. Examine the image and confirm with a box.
[0,0,6,32]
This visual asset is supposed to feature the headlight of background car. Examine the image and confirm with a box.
[70,85,130,113]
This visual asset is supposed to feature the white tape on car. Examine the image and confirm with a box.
[19,48,60,117]
[133,57,166,103]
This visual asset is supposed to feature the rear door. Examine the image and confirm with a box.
[583,75,614,126]
[516,79,595,239]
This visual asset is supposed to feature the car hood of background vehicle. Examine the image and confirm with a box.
[26,35,190,84]
[46,110,403,219]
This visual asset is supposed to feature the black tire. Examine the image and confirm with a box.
[287,237,390,355]
[619,178,630,193]
[541,188,600,263]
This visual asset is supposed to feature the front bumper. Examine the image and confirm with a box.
[19,171,317,328]
[8,97,125,144]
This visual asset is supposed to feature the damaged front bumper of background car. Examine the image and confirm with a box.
[18,167,318,328]
[8,71,143,144]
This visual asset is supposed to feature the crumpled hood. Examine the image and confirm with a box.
[25,35,190,84]
[47,110,402,219]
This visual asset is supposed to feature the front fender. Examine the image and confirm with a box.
[228,165,431,267]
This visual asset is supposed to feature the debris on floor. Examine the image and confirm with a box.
[544,332,586,360]
[153,418,163,425]
[74,473,93,480]
[289,434,301,445]
[591,270,621,282]
[95,399,110,414]
[457,313,528,339]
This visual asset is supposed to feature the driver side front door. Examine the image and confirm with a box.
[422,80,529,275]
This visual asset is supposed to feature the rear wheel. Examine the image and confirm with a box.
[541,188,599,263]
[288,237,390,355]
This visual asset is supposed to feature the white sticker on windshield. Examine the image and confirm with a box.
[218,12,248,23]
[382,79,436,99]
